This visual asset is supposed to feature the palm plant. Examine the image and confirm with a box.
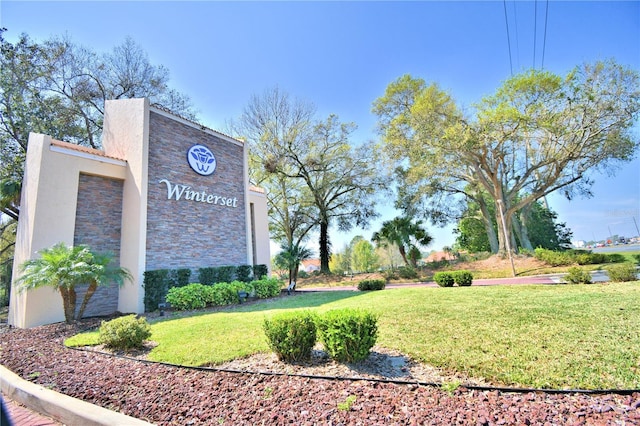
[372,216,433,268]
[274,242,313,289]
[18,243,131,323]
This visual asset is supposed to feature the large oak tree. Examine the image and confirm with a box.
[374,61,640,253]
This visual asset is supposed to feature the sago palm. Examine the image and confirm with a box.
[18,243,131,323]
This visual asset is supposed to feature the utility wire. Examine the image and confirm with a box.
[533,0,538,69]
[513,1,521,70]
[541,0,549,69]
[503,0,514,75]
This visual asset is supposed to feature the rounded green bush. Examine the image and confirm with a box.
[316,308,378,363]
[253,277,283,298]
[357,279,386,291]
[263,311,317,362]
[564,267,592,284]
[397,266,418,279]
[453,270,473,286]
[98,315,151,350]
[605,263,638,282]
[434,272,455,287]
[165,283,207,310]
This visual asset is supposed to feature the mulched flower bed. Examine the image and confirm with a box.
[1,320,638,425]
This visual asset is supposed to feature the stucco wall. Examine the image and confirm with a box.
[9,135,127,328]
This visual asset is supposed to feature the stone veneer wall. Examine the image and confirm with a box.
[145,111,247,272]
[73,173,124,317]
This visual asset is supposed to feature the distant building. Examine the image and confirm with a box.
[425,251,456,263]
[300,259,321,273]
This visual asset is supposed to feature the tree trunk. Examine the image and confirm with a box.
[513,207,534,251]
[478,197,499,253]
[319,221,331,273]
[398,245,410,266]
[76,281,98,321]
[59,287,77,324]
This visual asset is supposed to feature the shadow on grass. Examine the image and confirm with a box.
[149,290,365,325]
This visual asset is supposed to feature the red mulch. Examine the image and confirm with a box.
[1,320,639,425]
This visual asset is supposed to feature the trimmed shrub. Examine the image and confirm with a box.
[207,281,248,306]
[606,263,639,282]
[165,283,208,310]
[98,315,151,350]
[236,265,253,282]
[169,268,192,288]
[198,267,217,286]
[453,270,473,286]
[197,266,237,285]
[316,308,378,363]
[253,264,269,280]
[564,267,592,284]
[357,279,386,291]
[253,277,282,298]
[382,269,399,281]
[398,266,418,279]
[534,248,574,266]
[605,253,626,264]
[217,266,237,283]
[143,269,170,312]
[434,272,455,287]
[575,252,606,265]
[263,311,317,362]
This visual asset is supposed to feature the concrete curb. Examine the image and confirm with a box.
[0,364,154,426]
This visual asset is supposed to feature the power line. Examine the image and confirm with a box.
[513,1,521,70]
[503,0,514,75]
[533,0,538,69]
[541,0,549,69]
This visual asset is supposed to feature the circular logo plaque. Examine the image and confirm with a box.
[187,145,216,176]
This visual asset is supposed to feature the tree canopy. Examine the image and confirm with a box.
[0,30,195,220]
[374,61,640,253]
[233,87,384,273]
[372,216,433,267]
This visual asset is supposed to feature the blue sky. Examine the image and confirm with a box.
[2,1,639,252]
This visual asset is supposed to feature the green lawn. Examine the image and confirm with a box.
[66,282,640,390]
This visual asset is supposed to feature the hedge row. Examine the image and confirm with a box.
[143,264,269,311]
[433,270,473,287]
[164,278,283,311]
[534,248,626,267]
[263,308,378,363]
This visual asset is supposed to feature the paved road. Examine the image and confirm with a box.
[592,243,640,253]
[296,270,616,292]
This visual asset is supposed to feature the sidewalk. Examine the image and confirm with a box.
[0,365,154,426]
[2,395,61,426]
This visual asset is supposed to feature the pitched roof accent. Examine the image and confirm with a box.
[249,185,265,194]
[50,139,126,162]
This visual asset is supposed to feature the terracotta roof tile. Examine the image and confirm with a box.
[50,139,126,162]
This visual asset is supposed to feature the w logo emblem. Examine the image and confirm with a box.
[187,145,216,176]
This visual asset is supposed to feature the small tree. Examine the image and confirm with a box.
[273,242,313,288]
[18,243,131,323]
[372,216,432,267]
[351,239,379,273]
